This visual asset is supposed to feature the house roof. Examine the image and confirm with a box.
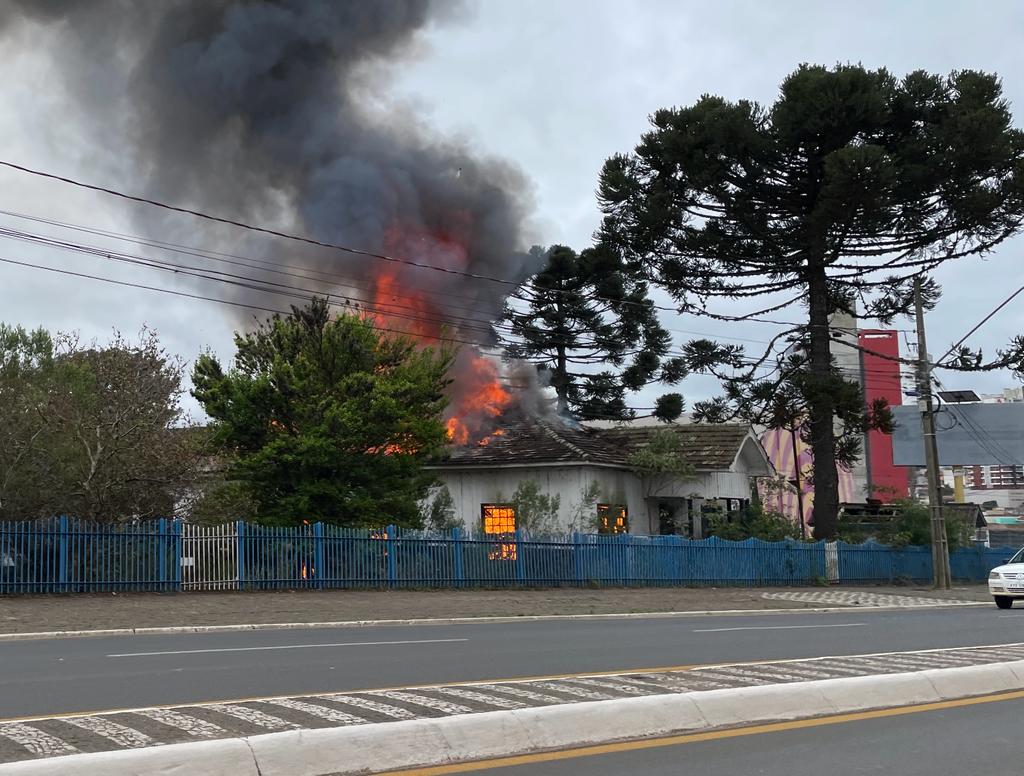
[597,425,754,471]
[438,420,623,466]
[432,420,762,472]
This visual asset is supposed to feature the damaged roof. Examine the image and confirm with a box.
[433,420,758,471]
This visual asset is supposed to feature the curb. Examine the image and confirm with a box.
[2,659,1020,776]
[0,601,990,642]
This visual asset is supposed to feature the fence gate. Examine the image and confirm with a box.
[181,523,239,590]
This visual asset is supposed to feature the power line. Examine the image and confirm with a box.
[0,159,921,341]
[931,374,1021,466]
[0,208,780,346]
[0,254,675,420]
[936,283,1024,367]
[0,159,688,316]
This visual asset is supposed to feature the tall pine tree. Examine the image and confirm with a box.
[597,65,1024,538]
[502,245,686,421]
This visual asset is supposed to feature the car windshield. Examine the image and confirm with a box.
[1010,548,1024,564]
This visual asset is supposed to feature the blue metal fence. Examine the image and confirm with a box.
[0,518,1017,594]
[0,516,180,593]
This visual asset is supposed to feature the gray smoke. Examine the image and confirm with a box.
[1,0,536,328]
[2,0,547,439]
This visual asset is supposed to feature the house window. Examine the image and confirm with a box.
[482,504,516,534]
[482,504,517,560]
[598,504,629,534]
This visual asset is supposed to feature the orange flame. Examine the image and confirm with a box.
[367,222,514,449]
[477,428,506,447]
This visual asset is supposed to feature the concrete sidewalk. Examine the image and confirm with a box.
[0,585,990,635]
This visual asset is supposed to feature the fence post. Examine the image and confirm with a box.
[314,522,325,590]
[157,518,168,589]
[572,532,583,586]
[514,529,526,585]
[386,525,397,587]
[58,514,69,593]
[236,521,246,591]
[452,527,464,587]
[173,520,183,591]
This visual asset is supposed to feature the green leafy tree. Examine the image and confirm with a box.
[597,64,1024,538]
[626,429,695,479]
[192,299,453,527]
[502,245,687,421]
[0,325,198,521]
[0,324,55,518]
[509,480,561,534]
[422,483,461,533]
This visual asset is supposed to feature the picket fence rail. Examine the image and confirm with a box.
[0,518,1016,594]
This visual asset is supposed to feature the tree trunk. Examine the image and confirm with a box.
[806,261,839,540]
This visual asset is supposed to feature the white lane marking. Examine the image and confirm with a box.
[472,684,569,705]
[265,699,367,725]
[136,708,225,738]
[374,691,472,715]
[531,682,616,701]
[62,716,154,748]
[0,722,79,757]
[693,623,866,633]
[207,704,298,730]
[106,638,468,658]
[321,695,418,720]
[435,687,525,709]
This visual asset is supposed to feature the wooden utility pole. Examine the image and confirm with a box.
[914,277,951,590]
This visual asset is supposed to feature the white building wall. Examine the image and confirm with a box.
[431,463,756,536]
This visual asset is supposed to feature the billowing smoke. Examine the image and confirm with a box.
[2,0,548,441]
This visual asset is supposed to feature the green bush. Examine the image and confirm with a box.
[707,505,804,542]
[878,500,971,551]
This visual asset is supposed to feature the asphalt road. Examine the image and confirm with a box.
[2,606,1023,718]
[449,694,1024,775]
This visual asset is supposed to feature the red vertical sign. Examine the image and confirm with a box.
[859,330,909,501]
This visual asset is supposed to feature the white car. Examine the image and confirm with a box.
[989,548,1024,609]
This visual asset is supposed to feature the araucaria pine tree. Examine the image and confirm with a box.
[597,65,1024,538]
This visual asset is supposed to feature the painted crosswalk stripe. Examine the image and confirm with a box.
[207,704,298,730]
[764,664,859,679]
[266,699,368,725]
[137,709,226,738]
[321,695,418,720]
[562,677,656,695]
[374,691,472,715]
[472,684,569,704]
[63,716,154,748]
[0,723,78,757]
[435,687,526,709]
[530,682,616,701]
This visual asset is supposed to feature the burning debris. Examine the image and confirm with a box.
[1,0,553,445]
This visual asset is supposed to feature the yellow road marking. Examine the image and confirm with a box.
[375,689,1024,774]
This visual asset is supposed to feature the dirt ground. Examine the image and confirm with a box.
[0,584,990,634]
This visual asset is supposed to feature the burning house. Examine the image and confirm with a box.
[427,420,774,537]
[8,2,775,535]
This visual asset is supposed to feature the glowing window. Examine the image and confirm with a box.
[482,504,517,535]
[482,504,517,560]
[597,504,629,534]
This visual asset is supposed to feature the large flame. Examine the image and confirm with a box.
[364,223,513,448]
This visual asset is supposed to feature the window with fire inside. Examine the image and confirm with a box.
[481,503,517,560]
[597,504,629,534]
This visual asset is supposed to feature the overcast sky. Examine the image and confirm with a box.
[1,0,1022,418]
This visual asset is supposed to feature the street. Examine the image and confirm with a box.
[433,693,1024,776]
[1,605,1021,718]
